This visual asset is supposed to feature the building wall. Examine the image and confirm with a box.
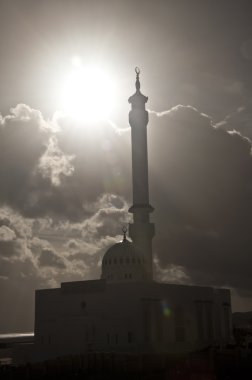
[33,280,232,361]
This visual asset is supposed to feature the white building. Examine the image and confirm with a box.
[34,280,231,360]
[32,69,232,362]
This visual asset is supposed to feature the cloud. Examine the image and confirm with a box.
[241,38,252,60]
[0,104,51,216]
[2,102,252,331]
[0,225,16,242]
[0,211,32,259]
[66,239,79,250]
[0,225,18,258]
[216,101,252,141]
[0,253,44,333]
[0,105,132,221]
[38,136,75,186]
[148,106,252,294]
[38,248,66,269]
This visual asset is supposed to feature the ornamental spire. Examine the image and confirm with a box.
[128,67,148,109]
[122,226,127,242]
[135,67,140,91]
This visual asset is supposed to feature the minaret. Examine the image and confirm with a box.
[128,68,155,280]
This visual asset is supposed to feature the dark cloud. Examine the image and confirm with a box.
[0,222,24,258]
[0,241,18,258]
[38,248,66,269]
[0,254,44,333]
[148,106,252,295]
[54,117,131,208]
[0,105,50,216]
[2,101,252,331]
[0,106,131,221]
[241,39,252,61]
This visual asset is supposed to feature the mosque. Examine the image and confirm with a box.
[22,69,232,362]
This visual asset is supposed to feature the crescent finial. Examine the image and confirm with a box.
[135,67,140,91]
[122,226,127,241]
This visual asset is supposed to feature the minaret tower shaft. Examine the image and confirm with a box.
[128,68,155,280]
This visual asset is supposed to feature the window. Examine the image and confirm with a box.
[129,274,132,279]
[113,258,117,264]
[126,257,130,264]
[128,331,133,343]
[125,274,128,279]
[92,325,96,339]
[142,302,151,343]
[120,258,123,264]
[132,258,135,264]
[195,301,204,341]
[206,302,213,340]
[175,306,185,342]
[223,304,231,339]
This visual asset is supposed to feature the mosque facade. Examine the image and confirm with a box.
[31,69,232,361]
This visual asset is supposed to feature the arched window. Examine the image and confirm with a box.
[175,306,185,342]
[128,331,133,343]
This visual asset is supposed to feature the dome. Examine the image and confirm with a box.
[101,235,147,283]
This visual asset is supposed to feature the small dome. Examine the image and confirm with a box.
[101,236,147,283]
[104,238,135,260]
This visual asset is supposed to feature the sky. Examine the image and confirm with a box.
[1,0,252,333]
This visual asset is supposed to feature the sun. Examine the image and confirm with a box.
[60,59,117,122]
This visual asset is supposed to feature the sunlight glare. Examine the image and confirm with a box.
[60,61,117,122]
